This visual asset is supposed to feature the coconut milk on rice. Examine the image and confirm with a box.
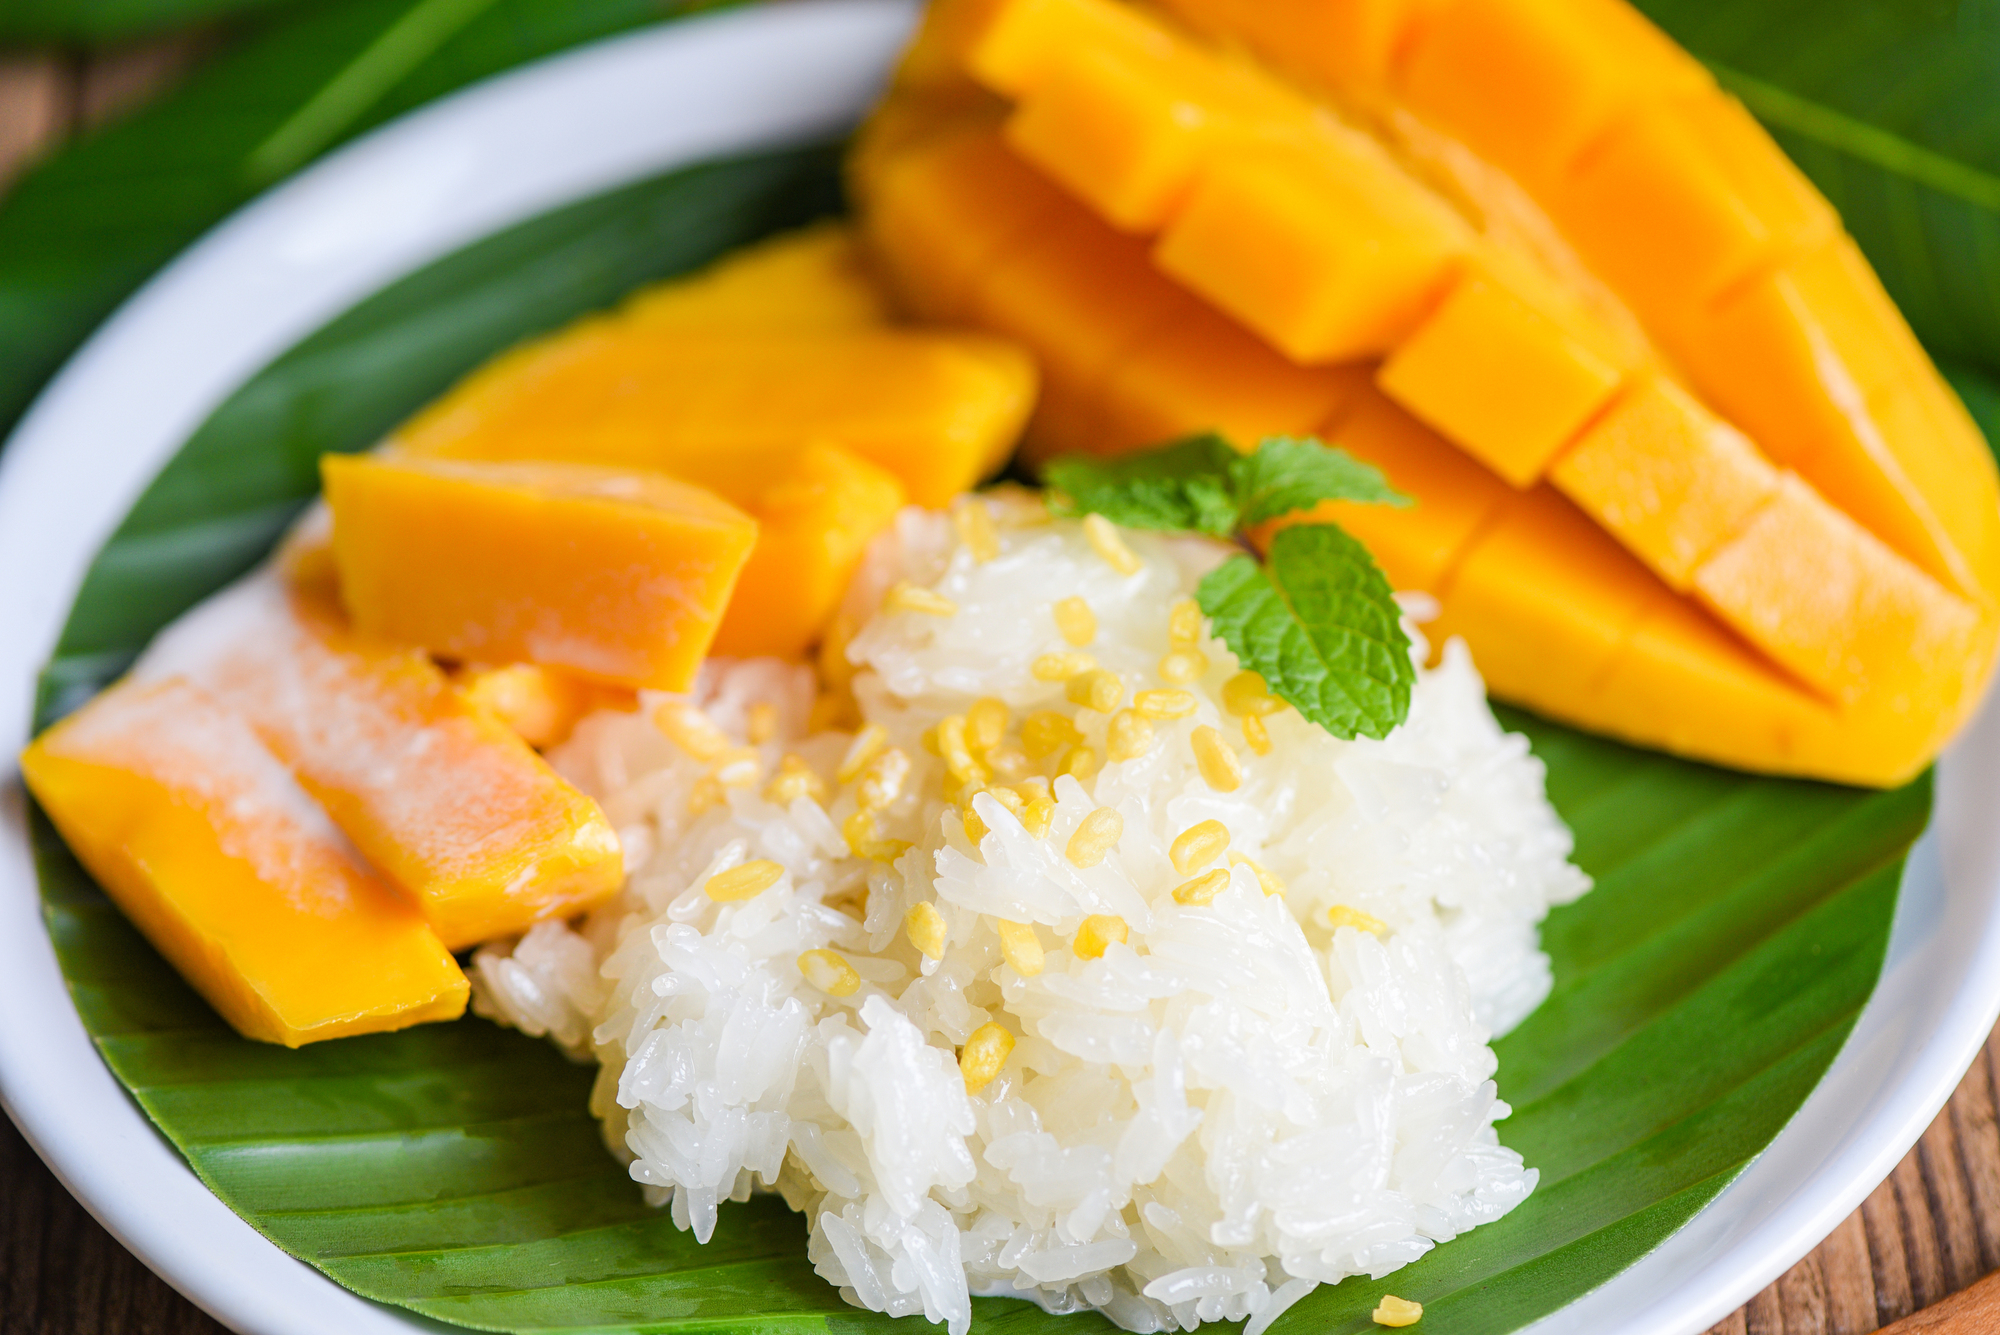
[471,499,1590,1335]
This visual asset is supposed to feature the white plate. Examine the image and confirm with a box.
[2,5,1998,1332]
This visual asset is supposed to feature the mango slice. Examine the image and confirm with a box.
[391,326,1032,511]
[854,0,2000,784]
[323,453,756,691]
[22,677,468,1046]
[136,573,622,950]
[617,221,891,332]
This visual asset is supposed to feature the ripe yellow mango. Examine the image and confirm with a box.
[391,328,1032,510]
[135,572,622,950]
[858,0,2000,783]
[323,453,756,691]
[22,677,467,1046]
[712,443,907,658]
[617,222,891,332]
[453,663,636,750]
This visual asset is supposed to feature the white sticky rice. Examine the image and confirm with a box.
[471,501,1590,1334]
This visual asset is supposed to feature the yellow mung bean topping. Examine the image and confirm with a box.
[1133,688,1197,719]
[765,754,826,806]
[1371,1296,1423,1328]
[1066,806,1124,867]
[997,919,1045,976]
[1107,709,1155,762]
[1172,868,1232,906]
[1170,820,1231,875]
[1066,668,1125,713]
[936,715,986,785]
[1032,651,1096,682]
[961,804,989,846]
[959,1022,1015,1094]
[1242,713,1273,756]
[687,775,725,817]
[1054,596,1097,646]
[954,499,1000,563]
[1060,745,1101,782]
[745,701,779,745]
[1168,597,1204,648]
[1158,649,1208,684]
[837,724,888,783]
[1021,711,1082,759]
[1191,726,1243,792]
[1083,513,1142,575]
[966,697,1010,753]
[1022,795,1057,839]
[856,746,913,811]
[714,747,762,788]
[798,948,861,997]
[706,859,784,902]
[987,785,1027,817]
[1073,914,1128,959]
[884,580,957,616]
[1329,904,1389,935]
[655,701,731,762]
[905,902,947,960]
[1222,671,1285,717]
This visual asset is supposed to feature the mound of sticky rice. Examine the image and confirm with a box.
[471,498,1590,1335]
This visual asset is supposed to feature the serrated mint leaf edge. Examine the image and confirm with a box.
[1231,436,1411,528]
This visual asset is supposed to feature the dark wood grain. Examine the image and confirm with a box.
[4,31,2000,1335]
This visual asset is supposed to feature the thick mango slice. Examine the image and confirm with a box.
[618,222,891,332]
[859,0,2000,783]
[391,328,1032,510]
[22,677,468,1045]
[135,573,622,950]
[323,454,756,691]
[712,443,907,658]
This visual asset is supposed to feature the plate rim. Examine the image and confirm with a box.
[3,5,1998,1331]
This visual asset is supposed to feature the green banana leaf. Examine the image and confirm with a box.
[1636,0,2000,379]
[0,0,722,445]
[26,137,1953,1333]
[0,0,312,42]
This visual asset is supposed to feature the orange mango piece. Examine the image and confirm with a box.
[958,0,1170,97]
[712,444,907,659]
[391,328,1033,509]
[21,677,468,1046]
[1160,0,1429,98]
[1548,374,1780,589]
[1553,89,1838,325]
[323,453,755,691]
[135,573,622,950]
[1393,0,1712,191]
[1692,474,1983,712]
[454,663,637,751]
[618,222,891,332]
[1378,253,1627,485]
[1671,235,1999,600]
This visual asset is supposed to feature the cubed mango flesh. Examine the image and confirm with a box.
[1159,0,1427,97]
[21,677,468,1046]
[1378,255,1626,486]
[324,453,756,691]
[958,0,1171,97]
[390,328,1033,510]
[712,444,908,659]
[1548,374,1780,589]
[134,572,623,950]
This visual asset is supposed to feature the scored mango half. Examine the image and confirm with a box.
[849,0,2000,786]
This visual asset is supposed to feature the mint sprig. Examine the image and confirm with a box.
[1044,434,1416,741]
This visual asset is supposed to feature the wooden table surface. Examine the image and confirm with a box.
[2,32,1999,1335]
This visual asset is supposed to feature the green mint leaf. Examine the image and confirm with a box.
[1197,524,1414,740]
[1230,436,1410,528]
[1043,434,1242,535]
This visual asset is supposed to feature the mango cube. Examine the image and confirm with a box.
[1693,473,1982,711]
[138,572,623,950]
[1394,0,1711,190]
[1155,144,1469,363]
[22,677,468,1046]
[1160,0,1426,94]
[1555,90,1838,324]
[960,0,1171,96]
[1378,260,1626,486]
[713,444,908,659]
[1549,375,1781,588]
[325,454,754,690]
